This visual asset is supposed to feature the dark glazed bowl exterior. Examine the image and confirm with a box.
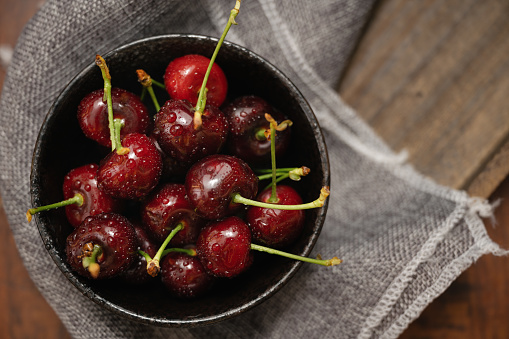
[30,35,330,327]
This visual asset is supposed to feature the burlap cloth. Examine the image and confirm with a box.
[0,0,505,338]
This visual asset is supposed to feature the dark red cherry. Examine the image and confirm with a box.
[118,223,158,284]
[223,95,291,165]
[66,213,137,279]
[63,164,122,227]
[185,154,258,220]
[77,88,150,147]
[196,216,253,278]
[97,133,163,200]
[26,164,122,227]
[160,247,215,298]
[164,54,227,107]
[153,99,229,165]
[246,185,305,248]
[141,183,206,246]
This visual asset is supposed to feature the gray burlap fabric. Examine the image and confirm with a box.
[0,0,505,338]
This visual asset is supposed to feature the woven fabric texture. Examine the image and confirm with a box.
[0,0,504,338]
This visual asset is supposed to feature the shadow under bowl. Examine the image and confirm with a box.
[30,34,330,327]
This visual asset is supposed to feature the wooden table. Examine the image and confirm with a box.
[1,0,508,337]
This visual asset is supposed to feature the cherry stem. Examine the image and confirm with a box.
[146,223,184,277]
[232,186,330,210]
[26,193,84,222]
[194,0,241,123]
[268,120,278,203]
[151,79,165,89]
[263,173,289,191]
[82,244,102,278]
[250,243,342,267]
[136,69,161,111]
[113,118,129,155]
[162,247,197,257]
[95,55,119,152]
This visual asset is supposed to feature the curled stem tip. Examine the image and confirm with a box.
[26,211,32,222]
[95,55,111,81]
[136,69,152,87]
[289,166,310,181]
[264,113,293,139]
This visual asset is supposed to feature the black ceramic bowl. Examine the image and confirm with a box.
[30,34,329,327]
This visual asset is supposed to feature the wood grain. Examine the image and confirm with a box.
[339,0,509,198]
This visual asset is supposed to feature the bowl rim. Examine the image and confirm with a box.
[30,33,330,327]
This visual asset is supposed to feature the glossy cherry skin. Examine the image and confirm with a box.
[153,99,229,165]
[185,154,258,220]
[66,213,137,279]
[164,54,228,107]
[77,88,150,147]
[196,216,253,278]
[118,224,158,284]
[246,185,305,248]
[223,95,291,165]
[141,183,206,246]
[97,133,163,200]
[160,248,215,298]
[63,163,122,228]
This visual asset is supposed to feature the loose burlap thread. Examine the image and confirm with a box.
[0,1,505,338]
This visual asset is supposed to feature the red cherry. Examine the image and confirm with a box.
[77,88,150,147]
[97,133,163,199]
[160,248,215,298]
[63,164,122,227]
[65,213,137,279]
[196,216,253,278]
[141,183,206,246]
[153,99,229,165]
[185,154,258,220]
[246,185,305,248]
[164,54,228,107]
[223,95,291,165]
[26,164,122,228]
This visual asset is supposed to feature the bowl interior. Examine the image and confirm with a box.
[30,34,329,327]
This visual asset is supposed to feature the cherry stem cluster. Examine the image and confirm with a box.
[26,193,84,222]
[141,223,185,277]
[194,0,241,127]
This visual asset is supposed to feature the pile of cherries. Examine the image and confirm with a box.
[28,1,340,299]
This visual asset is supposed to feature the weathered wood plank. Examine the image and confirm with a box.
[339,0,509,198]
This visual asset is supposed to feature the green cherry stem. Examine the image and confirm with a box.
[250,243,342,267]
[26,193,84,222]
[151,79,165,89]
[232,186,330,210]
[95,55,118,152]
[268,118,278,203]
[136,69,161,112]
[162,247,197,257]
[146,223,184,277]
[112,118,129,155]
[194,0,241,128]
